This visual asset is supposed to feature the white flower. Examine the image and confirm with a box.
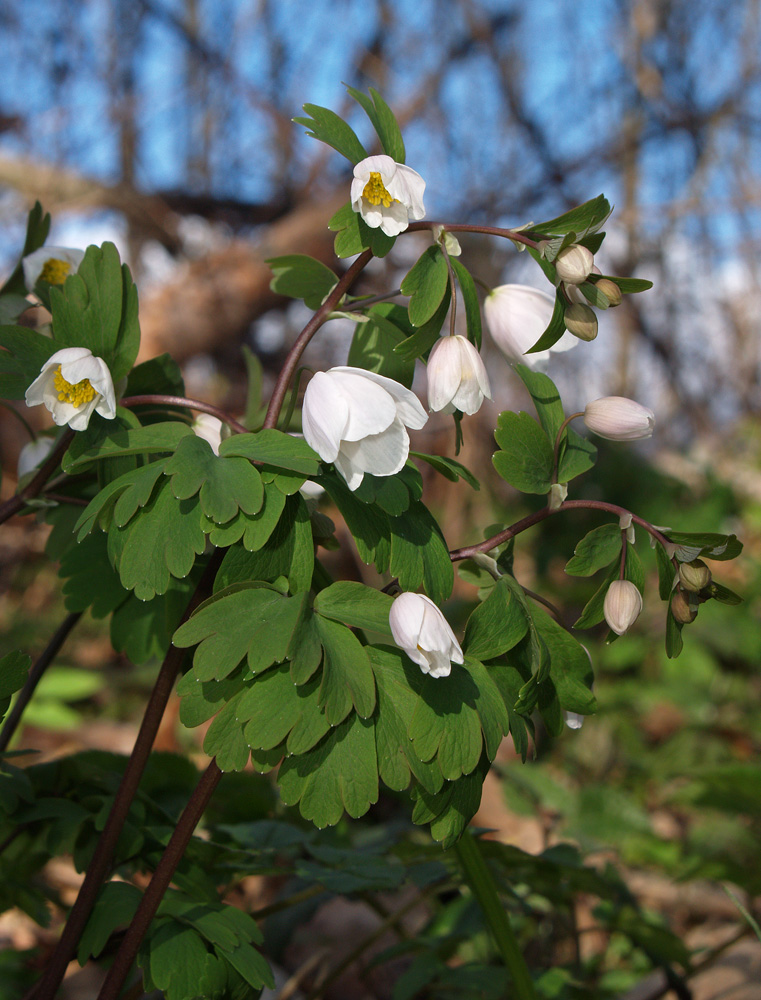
[17,437,55,479]
[25,347,117,431]
[350,155,426,237]
[389,592,464,679]
[301,366,427,491]
[192,413,230,455]
[603,580,643,635]
[564,711,585,730]
[484,284,577,367]
[583,397,655,441]
[427,335,491,415]
[554,244,594,285]
[22,247,85,291]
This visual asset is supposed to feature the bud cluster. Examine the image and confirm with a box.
[670,559,714,625]
[551,243,625,344]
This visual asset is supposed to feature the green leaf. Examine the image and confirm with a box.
[708,582,743,605]
[59,532,127,618]
[239,664,330,755]
[0,201,51,297]
[141,921,211,999]
[203,480,286,552]
[409,451,480,490]
[492,411,554,494]
[574,544,644,630]
[532,195,612,237]
[463,577,529,659]
[450,258,482,348]
[221,942,274,990]
[62,421,193,473]
[165,434,264,524]
[665,608,684,659]
[177,669,244,729]
[565,523,622,577]
[388,501,454,604]
[278,714,378,827]
[0,294,32,324]
[266,254,338,310]
[0,324,57,398]
[392,292,451,361]
[314,615,376,723]
[314,581,393,634]
[0,651,31,725]
[74,461,167,539]
[664,530,742,562]
[124,353,185,398]
[654,542,675,600]
[346,303,416,387]
[345,85,405,162]
[219,429,320,475]
[413,755,489,848]
[293,103,367,163]
[523,288,567,354]
[462,658,511,760]
[317,472,390,570]
[408,669,483,780]
[603,276,653,294]
[352,471,411,515]
[77,882,141,963]
[49,242,140,380]
[328,202,396,259]
[204,692,250,771]
[400,247,449,327]
[533,611,596,714]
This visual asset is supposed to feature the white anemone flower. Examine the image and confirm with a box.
[22,247,85,291]
[427,335,492,415]
[25,347,117,431]
[389,592,464,679]
[17,436,55,479]
[484,284,577,367]
[301,366,427,491]
[350,155,426,237]
[192,413,230,455]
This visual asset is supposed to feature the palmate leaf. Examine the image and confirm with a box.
[77,882,142,964]
[313,581,393,634]
[412,754,490,849]
[62,421,193,474]
[492,411,554,494]
[293,103,367,163]
[165,434,264,524]
[314,615,376,723]
[388,501,454,604]
[565,522,622,577]
[111,573,202,666]
[238,665,330,755]
[124,353,185,398]
[266,254,338,310]
[75,461,167,540]
[0,324,58,399]
[59,532,127,618]
[533,611,596,714]
[202,481,286,551]
[462,576,529,660]
[408,669,483,781]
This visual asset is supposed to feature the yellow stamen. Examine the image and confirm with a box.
[39,258,72,285]
[53,365,96,408]
[362,171,396,208]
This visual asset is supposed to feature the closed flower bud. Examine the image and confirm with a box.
[603,579,643,635]
[671,589,698,624]
[583,396,655,441]
[351,155,426,237]
[555,244,594,284]
[484,284,577,366]
[595,278,623,307]
[389,592,463,679]
[678,559,712,593]
[564,303,598,341]
[427,335,492,415]
[302,366,427,491]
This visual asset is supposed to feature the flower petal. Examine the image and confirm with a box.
[330,371,398,441]
[302,371,350,462]
[340,416,409,479]
[332,368,428,430]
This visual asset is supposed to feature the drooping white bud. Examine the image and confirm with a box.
[427,335,491,415]
[583,397,655,441]
[555,244,594,284]
[389,592,463,679]
[603,579,643,635]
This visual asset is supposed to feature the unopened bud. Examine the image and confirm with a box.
[603,579,643,635]
[583,396,655,441]
[555,244,594,284]
[671,589,698,624]
[678,558,712,593]
[564,303,598,341]
[595,278,623,307]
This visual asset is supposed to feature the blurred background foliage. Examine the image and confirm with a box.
[1,0,760,996]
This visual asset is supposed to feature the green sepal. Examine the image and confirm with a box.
[449,258,482,348]
[708,582,743,605]
[293,103,367,163]
[492,411,554,494]
[344,85,405,162]
[565,523,622,577]
[266,254,338,310]
[0,201,51,297]
[603,276,653,294]
[665,530,742,562]
[400,246,449,327]
[346,303,416,387]
[0,324,58,399]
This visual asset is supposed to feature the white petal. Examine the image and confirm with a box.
[332,450,365,491]
[24,368,55,408]
[339,417,409,478]
[484,285,571,366]
[389,592,427,649]
[423,650,452,678]
[427,338,462,413]
[329,371,397,441]
[22,247,85,291]
[353,154,396,182]
[302,372,350,462]
[386,163,426,220]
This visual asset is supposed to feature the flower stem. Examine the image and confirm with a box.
[454,830,537,999]
[408,220,546,252]
[119,394,249,435]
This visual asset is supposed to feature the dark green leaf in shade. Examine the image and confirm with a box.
[352,471,411,515]
[173,585,288,680]
[492,411,554,494]
[538,676,565,736]
[278,714,378,827]
[345,85,405,162]
[664,530,742,562]
[203,692,250,771]
[388,501,454,604]
[578,232,605,254]
[124,353,185,398]
[400,246,449,327]
[392,292,451,361]
[0,651,31,726]
[59,533,127,618]
[449,258,482,348]
[665,609,684,659]
[346,303,416,388]
[488,663,532,760]
[266,254,338,310]
[0,293,32,324]
[0,324,57,399]
[49,242,140,380]
[164,433,263,524]
[533,610,596,714]
[203,480,286,551]
[314,615,376,723]
[0,201,51,297]
[412,754,490,848]
[316,471,390,570]
[409,451,480,490]
[176,668,245,729]
[565,523,622,577]
[462,577,529,660]
[462,658,511,760]
[532,194,612,237]
[654,541,676,600]
[140,921,212,999]
[574,543,644,630]
[293,103,368,163]
[259,466,308,495]
[219,430,320,475]
[298,843,405,893]
[62,422,193,473]
[239,665,330,755]
[408,669,483,780]
[77,882,141,964]
[221,943,274,990]
[523,286,567,354]
[287,608,324,685]
[314,581,393,634]
[328,202,396,259]
[214,493,314,594]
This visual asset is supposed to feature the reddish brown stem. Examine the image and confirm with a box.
[0,428,74,526]
[119,394,249,435]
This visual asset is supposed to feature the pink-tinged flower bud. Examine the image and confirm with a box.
[595,278,623,307]
[583,397,655,441]
[671,589,698,624]
[678,559,712,593]
[604,580,643,635]
[389,592,463,678]
[564,303,598,341]
[555,244,594,284]
[427,335,491,415]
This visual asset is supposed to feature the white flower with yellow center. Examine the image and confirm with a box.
[25,347,117,431]
[22,247,85,291]
[350,155,426,237]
